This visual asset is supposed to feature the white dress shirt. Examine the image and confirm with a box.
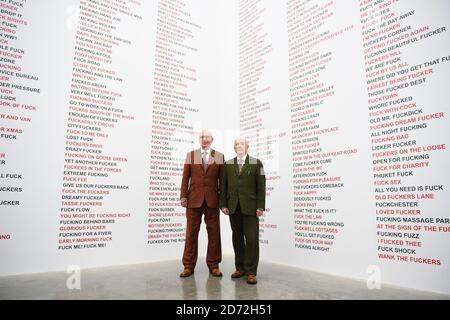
[237,154,247,166]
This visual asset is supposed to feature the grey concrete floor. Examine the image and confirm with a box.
[0,255,449,300]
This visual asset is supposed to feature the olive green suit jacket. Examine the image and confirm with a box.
[220,155,266,215]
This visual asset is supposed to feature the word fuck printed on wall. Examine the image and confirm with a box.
[58,1,143,251]
[0,0,221,277]
[359,0,450,266]
[0,0,39,242]
[147,0,203,247]
[279,0,450,294]
[0,0,449,295]
[287,0,358,254]
[238,0,285,247]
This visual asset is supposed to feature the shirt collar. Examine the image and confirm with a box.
[237,154,248,162]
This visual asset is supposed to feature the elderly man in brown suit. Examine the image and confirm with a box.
[179,129,225,277]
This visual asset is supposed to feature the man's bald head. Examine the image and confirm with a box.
[234,136,249,156]
[199,129,214,149]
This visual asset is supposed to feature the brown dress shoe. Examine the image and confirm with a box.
[231,270,245,279]
[209,268,223,277]
[247,274,257,284]
[179,268,194,277]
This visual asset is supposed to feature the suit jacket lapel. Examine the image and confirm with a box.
[233,157,240,177]
[193,149,203,169]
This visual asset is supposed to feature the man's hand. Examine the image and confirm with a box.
[221,208,230,215]
[180,198,188,208]
[256,209,264,217]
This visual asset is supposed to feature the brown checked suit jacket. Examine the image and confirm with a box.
[180,149,225,209]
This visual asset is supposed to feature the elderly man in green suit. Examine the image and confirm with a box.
[220,137,266,284]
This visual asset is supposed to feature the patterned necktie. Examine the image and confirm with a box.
[238,158,243,174]
[202,151,208,171]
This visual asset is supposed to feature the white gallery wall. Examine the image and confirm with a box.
[242,0,450,295]
[0,0,449,295]
[0,0,237,276]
